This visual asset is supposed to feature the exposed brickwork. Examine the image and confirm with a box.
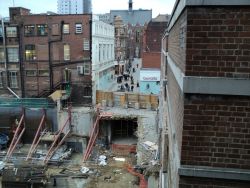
[182,94,250,169]
[186,7,250,78]
[142,52,161,69]
[180,177,249,188]
[166,67,184,187]
[142,18,167,69]
[18,13,92,102]
[168,10,187,73]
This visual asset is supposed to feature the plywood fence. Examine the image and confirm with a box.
[96,90,158,110]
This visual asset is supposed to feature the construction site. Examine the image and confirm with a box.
[0,91,160,188]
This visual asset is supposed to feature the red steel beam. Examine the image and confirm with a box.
[26,112,46,160]
[6,114,24,160]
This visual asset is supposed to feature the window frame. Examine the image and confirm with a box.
[63,44,70,61]
[6,27,17,38]
[0,48,5,63]
[75,23,82,34]
[9,71,18,88]
[0,71,4,88]
[25,44,36,61]
[24,25,35,36]
[26,70,37,77]
[37,24,48,36]
[84,62,90,75]
[7,47,19,62]
[63,24,70,34]
[38,70,49,77]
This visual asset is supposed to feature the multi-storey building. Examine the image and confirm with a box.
[57,0,92,14]
[110,0,152,25]
[113,16,128,75]
[127,23,144,59]
[140,15,168,94]
[160,0,250,187]
[9,7,92,105]
[92,15,115,103]
[0,16,22,97]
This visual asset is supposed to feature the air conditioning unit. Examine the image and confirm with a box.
[77,65,84,75]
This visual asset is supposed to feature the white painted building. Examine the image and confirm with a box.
[92,15,115,104]
[57,0,92,14]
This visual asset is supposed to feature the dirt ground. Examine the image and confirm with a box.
[84,154,139,188]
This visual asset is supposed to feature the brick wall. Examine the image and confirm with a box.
[20,14,92,100]
[180,177,249,188]
[186,7,250,78]
[182,94,250,169]
[168,10,187,73]
[142,52,161,68]
[166,67,184,188]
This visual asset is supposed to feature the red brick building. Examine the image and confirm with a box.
[9,7,92,105]
[142,15,168,69]
[160,0,250,187]
[0,16,22,97]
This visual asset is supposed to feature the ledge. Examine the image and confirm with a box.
[179,165,250,181]
[167,54,250,96]
[168,0,250,31]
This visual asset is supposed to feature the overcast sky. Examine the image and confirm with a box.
[0,0,175,17]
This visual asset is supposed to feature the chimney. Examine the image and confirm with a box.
[129,0,133,11]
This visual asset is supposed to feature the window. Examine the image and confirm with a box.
[52,24,59,35]
[75,23,82,33]
[25,45,36,60]
[0,48,5,62]
[0,72,3,88]
[83,86,91,97]
[84,62,90,75]
[83,38,89,50]
[26,70,37,76]
[6,27,17,37]
[38,70,49,76]
[64,44,70,60]
[7,48,19,62]
[24,25,35,36]
[9,71,18,88]
[0,27,3,37]
[136,30,140,42]
[37,24,48,36]
[63,24,70,34]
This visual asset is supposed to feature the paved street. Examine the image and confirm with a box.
[108,58,142,93]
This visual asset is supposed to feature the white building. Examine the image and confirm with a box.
[92,15,115,104]
[57,0,92,14]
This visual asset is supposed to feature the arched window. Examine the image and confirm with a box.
[84,86,91,97]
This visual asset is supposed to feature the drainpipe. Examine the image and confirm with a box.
[48,20,64,92]
[18,24,25,97]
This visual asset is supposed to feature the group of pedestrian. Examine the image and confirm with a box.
[117,60,140,92]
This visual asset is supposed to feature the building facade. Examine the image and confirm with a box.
[0,17,22,97]
[160,0,250,187]
[9,7,92,105]
[110,0,152,25]
[92,15,115,103]
[57,0,92,14]
[140,15,168,95]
